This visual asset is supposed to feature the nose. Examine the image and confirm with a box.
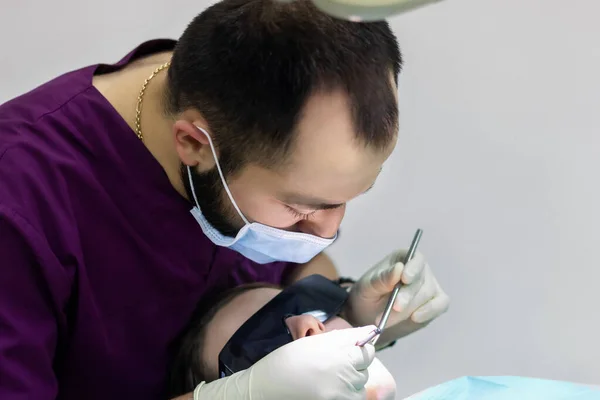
[285,315,326,340]
[296,205,345,238]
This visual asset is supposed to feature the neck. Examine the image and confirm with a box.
[139,68,188,200]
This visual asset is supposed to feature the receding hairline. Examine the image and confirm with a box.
[164,0,401,176]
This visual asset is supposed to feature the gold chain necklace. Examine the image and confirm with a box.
[134,61,171,142]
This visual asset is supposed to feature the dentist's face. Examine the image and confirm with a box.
[184,89,396,239]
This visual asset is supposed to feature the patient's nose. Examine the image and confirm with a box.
[285,315,326,340]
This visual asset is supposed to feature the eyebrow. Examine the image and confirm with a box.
[281,183,376,211]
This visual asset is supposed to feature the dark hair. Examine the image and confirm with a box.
[167,0,402,176]
[168,282,282,397]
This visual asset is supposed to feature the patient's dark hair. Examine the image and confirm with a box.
[167,0,401,177]
[168,282,282,397]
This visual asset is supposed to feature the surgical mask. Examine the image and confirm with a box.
[218,274,348,378]
[188,127,337,264]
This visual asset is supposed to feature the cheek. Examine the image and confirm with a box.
[324,316,353,331]
[230,188,299,228]
[245,199,300,228]
[366,387,378,400]
[227,169,300,228]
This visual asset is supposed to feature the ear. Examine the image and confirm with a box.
[172,118,215,173]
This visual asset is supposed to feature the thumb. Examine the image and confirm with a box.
[375,261,404,294]
[348,342,376,371]
[332,326,377,371]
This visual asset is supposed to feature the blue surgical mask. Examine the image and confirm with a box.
[188,127,337,264]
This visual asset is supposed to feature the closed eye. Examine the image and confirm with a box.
[285,205,318,220]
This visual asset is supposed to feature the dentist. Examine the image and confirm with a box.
[0,1,449,399]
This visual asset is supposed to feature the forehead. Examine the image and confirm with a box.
[280,90,397,202]
[228,89,397,207]
[211,288,281,346]
[295,90,395,193]
[202,288,281,378]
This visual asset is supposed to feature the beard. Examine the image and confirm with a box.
[181,163,243,238]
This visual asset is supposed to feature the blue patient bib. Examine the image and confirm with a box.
[405,376,600,399]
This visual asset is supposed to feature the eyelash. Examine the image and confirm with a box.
[285,205,318,220]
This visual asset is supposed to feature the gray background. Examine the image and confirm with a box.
[1,0,598,398]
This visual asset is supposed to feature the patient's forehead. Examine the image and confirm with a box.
[202,287,282,380]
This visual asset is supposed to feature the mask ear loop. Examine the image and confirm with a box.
[187,165,202,209]
[188,126,250,225]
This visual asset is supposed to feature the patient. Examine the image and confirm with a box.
[168,278,396,399]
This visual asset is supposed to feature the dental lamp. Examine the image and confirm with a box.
[276,0,445,21]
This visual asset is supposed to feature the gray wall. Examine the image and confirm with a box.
[2,0,598,398]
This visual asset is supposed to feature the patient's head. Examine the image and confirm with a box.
[168,282,352,396]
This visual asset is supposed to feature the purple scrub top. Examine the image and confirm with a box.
[0,39,296,399]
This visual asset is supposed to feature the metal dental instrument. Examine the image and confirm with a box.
[356,229,423,347]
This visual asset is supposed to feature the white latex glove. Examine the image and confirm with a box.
[193,325,377,400]
[345,250,450,345]
[365,357,396,400]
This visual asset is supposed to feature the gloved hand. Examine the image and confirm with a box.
[344,250,450,346]
[365,357,396,400]
[193,325,377,400]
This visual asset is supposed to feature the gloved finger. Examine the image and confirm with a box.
[411,291,450,324]
[348,342,376,371]
[352,388,369,400]
[348,378,370,398]
[368,256,405,296]
[401,252,426,285]
[376,276,429,322]
[378,261,405,293]
[393,273,425,312]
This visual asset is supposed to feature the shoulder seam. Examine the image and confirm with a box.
[0,85,95,161]
[0,143,18,165]
[33,85,95,124]
[0,204,65,276]
[0,204,48,257]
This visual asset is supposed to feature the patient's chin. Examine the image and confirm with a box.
[367,383,396,400]
[324,316,353,331]
[365,357,396,400]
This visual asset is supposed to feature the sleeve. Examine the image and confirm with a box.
[0,213,61,399]
[279,252,341,285]
[253,255,340,287]
[270,261,300,286]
